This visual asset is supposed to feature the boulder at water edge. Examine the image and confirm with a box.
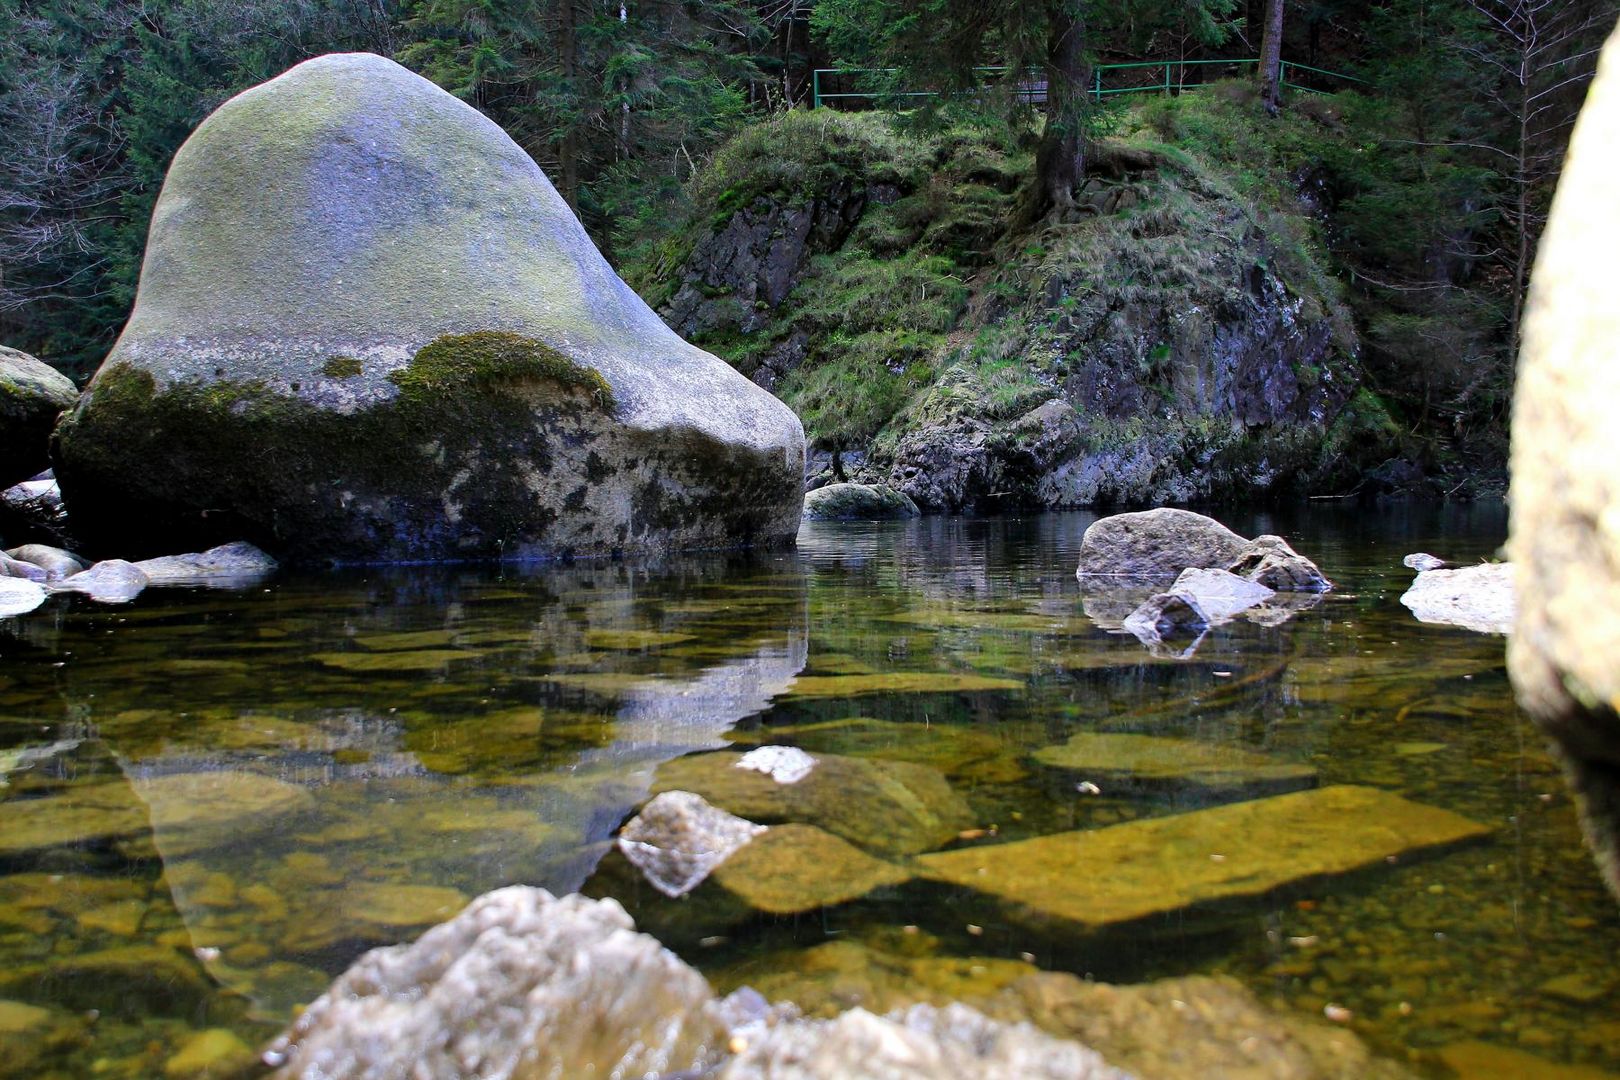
[1077,508,1330,591]
[1509,26,1620,900]
[53,53,804,563]
[0,348,77,491]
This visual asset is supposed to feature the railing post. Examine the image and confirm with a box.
[1164,61,1171,93]
[1093,67,1102,101]
[812,69,821,109]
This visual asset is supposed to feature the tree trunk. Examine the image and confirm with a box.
[1258,0,1285,114]
[1032,4,1089,218]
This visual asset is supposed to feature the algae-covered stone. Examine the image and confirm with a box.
[53,52,804,563]
[917,785,1488,929]
[0,346,77,489]
[134,771,314,857]
[803,482,921,520]
[164,1028,257,1079]
[0,780,151,856]
[1033,732,1316,795]
[710,824,912,914]
[652,750,973,856]
[1508,25,1620,902]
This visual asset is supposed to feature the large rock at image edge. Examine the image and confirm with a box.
[52,52,804,563]
[1509,26,1620,901]
[0,347,78,491]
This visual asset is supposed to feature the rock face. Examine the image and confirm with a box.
[53,52,804,564]
[1400,562,1514,634]
[1509,26,1620,900]
[0,348,77,490]
[1077,508,1330,591]
[802,482,921,520]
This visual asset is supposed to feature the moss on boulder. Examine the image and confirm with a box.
[53,53,803,563]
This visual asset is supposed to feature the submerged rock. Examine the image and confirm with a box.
[1510,24,1620,903]
[1400,561,1515,634]
[0,347,77,490]
[1033,732,1317,795]
[617,790,767,898]
[652,750,973,856]
[708,824,912,914]
[916,785,1488,930]
[134,541,278,587]
[802,483,921,520]
[1164,567,1276,622]
[53,52,804,564]
[1077,508,1330,591]
[1121,591,1210,646]
[52,559,149,604]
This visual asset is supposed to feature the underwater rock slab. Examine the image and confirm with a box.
[1400,561,1515,634]
[729,717,1029,786]
[784,672,1024,699]
[709,824,912,914]
[1032,733,1317,794]
[131,770,315,857]
[0,780,151,855]
[312,648,479,672]
[916,785,1489,930]
[651,750,974,856]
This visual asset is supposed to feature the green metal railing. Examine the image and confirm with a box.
[810,59,1366,109]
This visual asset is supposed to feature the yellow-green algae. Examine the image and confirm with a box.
[709,824,911,914]
[1033,732,1317,793]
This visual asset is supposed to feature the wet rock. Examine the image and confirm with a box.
[0,346,77,489]
[52,559,149,603]
[343,883,468,930]
[4,543,84,581]
[719,1002,1128,1080]
[0,551,47,582]
[1122,591,1210,646]
[737,745,817,783]
[0,999,51,1035]
[134,541,278,588]
[1033,732,1317,795]
[986,973,1419,1080]
[1402,552,1446,572]
[1164,567,1276,622]
[0,577,46,617]
[164,1028,257,1079]
[917,785,1489,930]
[0,779,151,856]
[265,886,730,1080]
[803,483,921,520]
[1509,25,1620,900]
[617,790,767,898]
[652,750,974,856]
[709,824,912,914]
[0,473,70,547]
[1076,508,1330,591]
[732,717,1029,786]
[1400,562,1514,634]
[53,53,804,564]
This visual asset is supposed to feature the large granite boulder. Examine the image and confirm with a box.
[1077,508,1330,591]
[1509,26,1620,899]
[53,52,804,564]
[0,348,77,490]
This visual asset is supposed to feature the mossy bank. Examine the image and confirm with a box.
[53,53,804,563]
[623,87,1497,510]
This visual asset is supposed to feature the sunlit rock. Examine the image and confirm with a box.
[53,53,803,564]
[4,543,84,581]
[1401,561,1514,634]
[0,347,77,490]
[133,541,278,588]
[737,745,817,784]
[1077,508,1330,591]
[0,551,47,582]
[1402,552,1445,572]
[708,824,912,914]
[52,559,150,604]
[803,483,921,520]
[1033,732,1316,795]
[0,577,46,618]
[652,750,973,857]
[618,790,767,898]
[917,785,1488,930]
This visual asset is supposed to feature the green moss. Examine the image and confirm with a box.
[389,331,614,411]
[321,355,363,378]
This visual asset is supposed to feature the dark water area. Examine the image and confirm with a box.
[1,502,1616,1078]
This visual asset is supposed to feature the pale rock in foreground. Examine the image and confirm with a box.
[54,52,804,563]
[0,552,46,583]
[0,578,47,618]
[1401,561,1515,635]
[1509,24,1620,899]
[617,790,767,898]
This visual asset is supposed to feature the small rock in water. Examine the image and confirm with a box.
[1400,561,1515,634]
[1403,552,1446,572]
[618,790,767,898]
[735,745,817,784]
[52,559,149,604]
[1122,591,1209,648]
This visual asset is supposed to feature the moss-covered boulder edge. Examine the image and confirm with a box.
[53,54,804,563]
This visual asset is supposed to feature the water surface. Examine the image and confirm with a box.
[1,503,1615,1078]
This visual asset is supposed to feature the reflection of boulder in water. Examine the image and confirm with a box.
[1509,26,1620,902]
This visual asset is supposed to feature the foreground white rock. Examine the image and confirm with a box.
[1400,562,1514,635]
[266,885,1131,1080]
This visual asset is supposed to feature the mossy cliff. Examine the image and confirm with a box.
[53,53,804,563]
[623,92,1416,510]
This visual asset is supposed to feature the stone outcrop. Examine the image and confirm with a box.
[1400,561,1514,635]
[0,348,77,490]
[266,885,1132,1080]
[802,482,920,520]
[1077,508,1331,590]
[1509,25,1620,899]
[53,52,804,564]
